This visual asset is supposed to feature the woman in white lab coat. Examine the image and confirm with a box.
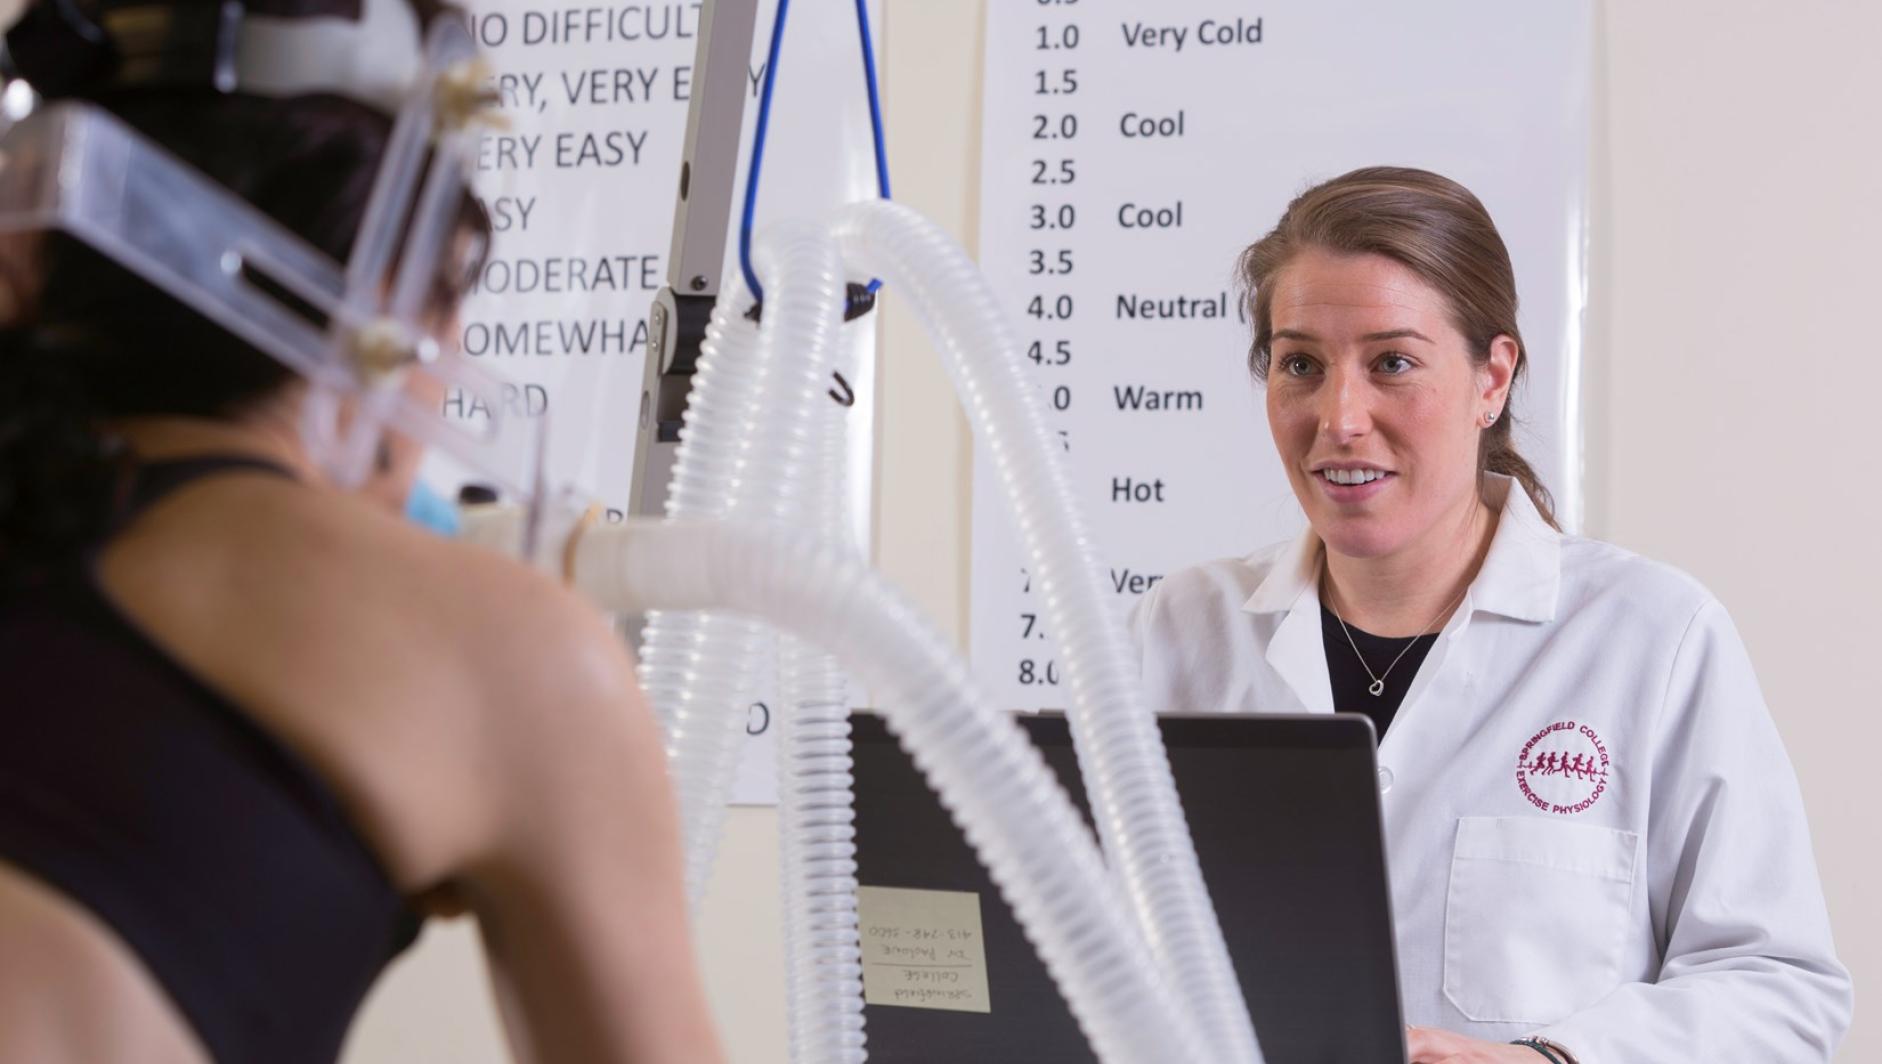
[1132,167,1851,1063]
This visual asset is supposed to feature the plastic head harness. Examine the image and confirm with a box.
[0,0,552,548]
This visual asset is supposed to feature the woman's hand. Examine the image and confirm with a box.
[1406,1026,1553,1063]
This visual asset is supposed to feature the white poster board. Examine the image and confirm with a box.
[971,2,1591,711]
[454,0,883,803]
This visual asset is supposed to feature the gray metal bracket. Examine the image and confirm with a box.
[630,0,761,518]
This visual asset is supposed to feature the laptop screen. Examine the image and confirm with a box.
[849,711,1407,1064]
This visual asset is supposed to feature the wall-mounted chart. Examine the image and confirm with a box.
[972,1,1591,711]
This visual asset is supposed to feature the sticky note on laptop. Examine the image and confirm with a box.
[857,885,992,1013]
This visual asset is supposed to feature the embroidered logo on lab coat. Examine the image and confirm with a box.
[1515,721,1612,816]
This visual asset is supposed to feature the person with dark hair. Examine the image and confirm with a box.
[1133,168,1850,1062]
[0,1,725,1061]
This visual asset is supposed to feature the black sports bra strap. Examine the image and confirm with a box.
[124,455,299,518]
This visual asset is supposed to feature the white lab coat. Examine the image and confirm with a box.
[1131,476,1851,1062]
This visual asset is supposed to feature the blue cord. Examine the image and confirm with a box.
[854,0,889,295]
[737,0,791,305]
[738,0,892,307]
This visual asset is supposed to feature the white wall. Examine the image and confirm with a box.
[341,1,1877,1060]
[1592,3,1881,1060]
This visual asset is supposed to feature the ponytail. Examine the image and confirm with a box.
[1481,410,1559,530]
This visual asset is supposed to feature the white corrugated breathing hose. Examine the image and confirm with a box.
[830,200,1263,1064]
[575,517,1214,1064]
[767,233,868,1064]
[637,222,848,906]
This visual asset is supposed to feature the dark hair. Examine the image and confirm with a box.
[0,4,487,581]
[1236,166,1557,528]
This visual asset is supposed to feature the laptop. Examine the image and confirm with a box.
[848,711,1408,1063]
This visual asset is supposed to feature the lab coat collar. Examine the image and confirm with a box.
[1243,522,1324,615]
[1465,476,1561,623]
[1239,474,1561,624]
[1241,521,1331,710]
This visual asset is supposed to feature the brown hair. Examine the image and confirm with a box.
[1237,166,1557,528]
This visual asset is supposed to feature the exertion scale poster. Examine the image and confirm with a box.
[971,1,1592,711]
[452,0,882,803]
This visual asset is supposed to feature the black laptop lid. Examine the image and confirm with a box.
[849,711,1407,1064]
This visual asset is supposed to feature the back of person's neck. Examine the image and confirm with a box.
[107,409,316,483]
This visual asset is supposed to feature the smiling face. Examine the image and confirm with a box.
[1264,248,1515,561]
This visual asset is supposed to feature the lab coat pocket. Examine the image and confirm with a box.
[1442,816,1637,1024]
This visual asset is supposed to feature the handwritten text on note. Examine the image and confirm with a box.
[857,886,992,1014]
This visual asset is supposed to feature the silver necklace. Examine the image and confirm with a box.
[1324,577,1468,697]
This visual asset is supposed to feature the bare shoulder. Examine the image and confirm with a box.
[330,500,634,706]
[251,485,656,818]
[99,476,651,890]
[109,473,626,704]
[99,480,717,1058]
